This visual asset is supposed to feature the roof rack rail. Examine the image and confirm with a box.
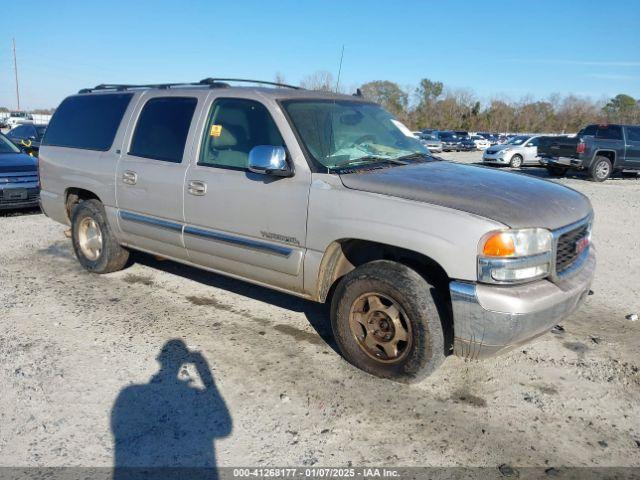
[197,78,303,90]
[78,78,303,94]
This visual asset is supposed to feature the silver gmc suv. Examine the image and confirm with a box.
[38,78,595,381]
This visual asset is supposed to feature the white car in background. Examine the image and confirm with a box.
[482,135,542,168]
[6,112,34,128]
[471,135,490,150]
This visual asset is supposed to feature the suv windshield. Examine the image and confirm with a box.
[0,134,21,154]
[506,135,530,145]
[282,100,429,170]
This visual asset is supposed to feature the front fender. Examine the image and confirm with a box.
[303,175,504,298]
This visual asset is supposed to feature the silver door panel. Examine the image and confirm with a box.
[184,226,303,276]
[117,210,184,248]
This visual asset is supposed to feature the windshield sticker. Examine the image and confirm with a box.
[209,125,222,137]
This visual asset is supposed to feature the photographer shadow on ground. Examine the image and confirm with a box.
[111,339,231,479]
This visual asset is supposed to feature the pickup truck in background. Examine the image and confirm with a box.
[537,124,640,181]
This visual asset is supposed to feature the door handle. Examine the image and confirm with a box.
[122,170,137,185]
[188,180,207,196]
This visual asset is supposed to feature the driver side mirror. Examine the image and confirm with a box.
[248,146,292,177]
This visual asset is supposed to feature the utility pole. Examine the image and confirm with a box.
[13,38,21,111]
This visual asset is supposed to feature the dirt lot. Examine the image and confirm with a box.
[1,151,639,470]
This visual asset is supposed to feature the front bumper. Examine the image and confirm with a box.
[0,184,40,210]
[482,152,509,164]
[450,248,595,359]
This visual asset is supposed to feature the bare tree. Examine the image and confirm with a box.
[300,71,335,91]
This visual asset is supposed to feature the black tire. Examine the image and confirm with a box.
[330,260,446,382]
[546,166,567,177]
[589,156,612,182]
[71,199,129,273]
[509,154,523,168]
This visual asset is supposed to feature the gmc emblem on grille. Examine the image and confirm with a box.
[575,236,589,255]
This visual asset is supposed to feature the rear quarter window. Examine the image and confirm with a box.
[42,93,133,151]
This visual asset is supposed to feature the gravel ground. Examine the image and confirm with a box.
[1,151,639,470]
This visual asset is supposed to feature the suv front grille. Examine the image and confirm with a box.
[556,223,589,273]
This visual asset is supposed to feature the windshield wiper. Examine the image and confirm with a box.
[393,152,433,162]
[331,156,408,169]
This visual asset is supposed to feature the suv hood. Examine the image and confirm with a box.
[339,161,591,230]
[0,152,37,172]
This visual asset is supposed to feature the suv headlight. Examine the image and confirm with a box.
[478,228,553,284]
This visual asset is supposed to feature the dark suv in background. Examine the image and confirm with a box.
[538,124,640,181]
[6,124,48,157]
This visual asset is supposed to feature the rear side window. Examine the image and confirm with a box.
[596,125,623,140]
[580,125,597,136]
[626,126,640,142]
[129,97,197,163]
[42,93,133,151]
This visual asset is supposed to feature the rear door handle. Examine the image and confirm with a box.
[122,170,137,185]
[188,180,207,196]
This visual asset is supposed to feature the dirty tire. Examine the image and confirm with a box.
[509,154,523,168]
[71,199,129,273]
[331,260,446,382]
[589,156,612,182]
[546,166,567,177]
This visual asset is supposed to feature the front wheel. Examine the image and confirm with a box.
[330,260,446,382]
[71,199,129,273]
[590,156,612,182]
[509,154,523,168]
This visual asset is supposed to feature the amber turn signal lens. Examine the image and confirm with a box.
[483,232,516,257]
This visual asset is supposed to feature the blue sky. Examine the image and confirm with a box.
[1,0,639,109]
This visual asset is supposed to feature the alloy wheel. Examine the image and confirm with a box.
[77,217,103,261]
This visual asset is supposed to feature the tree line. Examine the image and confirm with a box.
[297,71,640,134]
[3,74,639,134]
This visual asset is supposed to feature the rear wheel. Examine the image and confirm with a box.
[71,199,129,273]
[590,156,612,182]
[330,260,446,382]
[509,154,523,168]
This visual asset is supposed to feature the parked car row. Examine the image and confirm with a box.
[478,124,640,181]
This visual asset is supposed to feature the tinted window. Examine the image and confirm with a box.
[200,98,284,169]
[129,97,197,163]
[581,125,597,136]
[626,126,640,142]
[43,93,133,151]
[596,125,623,140]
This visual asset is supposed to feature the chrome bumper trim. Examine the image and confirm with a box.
[450,249,595,359]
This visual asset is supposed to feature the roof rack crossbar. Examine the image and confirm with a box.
[78,78,303,94]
